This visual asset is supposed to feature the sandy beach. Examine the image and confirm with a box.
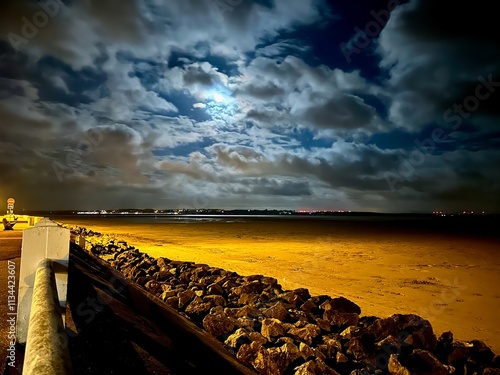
[56,215,500,354]
[0,229,22,374]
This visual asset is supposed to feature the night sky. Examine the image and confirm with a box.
[0,0,499,212]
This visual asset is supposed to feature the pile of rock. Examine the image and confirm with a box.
[70,227,500,375]
[69,225,134,256]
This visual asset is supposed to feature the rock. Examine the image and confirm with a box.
[155,269,172,281]
[435,331,454,363]
[188,281,206,291]
[289,309,310,323]
[202,312,236,337]
[243,275,264,282]
[258,290,274,304]
[298,342,315,360]
[144,280,162,295]
[313,346,327,361]
[276,336,295,345]
[249,332,267,345]
[324,309,359,328]
[294,320,308,328]
[388,355,410,375]
[241,305,263,318]
[262,301,289,321]
[160,290,177,301]
[165,296,179,309]
[323,337,342,355]
[294,359,340,375]
[145,264,159,276]
[340,325,361,339]
[260,276,279,289]
[447,340,473,367]
[199,275,218,285]
[484,368,500,375]
[225,328,251,351]
[179,270,193,284]
[320,296,361,315]
[468,340,495,367]
[280,288,311,305]
[346,333,377,368]
[156,257,170,268]
[287,324,321,346]
[184,298,213,320]
[367,314,436,351]
[191,266,210,280]
[493,355,500,367]
[261,318,286,341]
[235,280,264,295]
[226,305,262,319]
[388,350,452,375]
[377,335,403,356]
[177,289,196,309]
[210,305,224,315]
[300,299,318,314]
[203,294,226,307]
[237,341,263,366]
[447,340,496,374]
[267,342,301,373]
[315,318,331,332]
[207,283,225,295]
[236,317,258,331]
[136,276,151,287]
[336,351,349,363]
[253,346,281,375]
[238,293,261,306]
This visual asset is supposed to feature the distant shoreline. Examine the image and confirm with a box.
[25,210,500,217]
[50,213,500,239]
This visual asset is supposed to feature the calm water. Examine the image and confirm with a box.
[51,214,500,240]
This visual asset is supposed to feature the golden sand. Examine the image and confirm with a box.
[58,217,500,353]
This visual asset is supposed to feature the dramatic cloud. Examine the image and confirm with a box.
[0,0,498,212]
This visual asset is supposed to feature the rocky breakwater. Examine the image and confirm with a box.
[69,226,500,375]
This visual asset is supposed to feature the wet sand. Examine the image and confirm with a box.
[57,216,500,354]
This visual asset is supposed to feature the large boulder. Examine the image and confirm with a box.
[225,328,251,351]
[388,350,453,375]
[261,318,286,341]
[321,297,361,315]
[287,324,321,346]
[202,312,236,337]
[293,359,340,375]
[262,301,290,321]
[367,314,437,351]
[323,309,359,329]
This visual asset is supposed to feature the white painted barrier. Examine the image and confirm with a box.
[16,218,70,344]
[23,259,72,374]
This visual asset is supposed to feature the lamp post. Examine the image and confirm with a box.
[7,197,15,215]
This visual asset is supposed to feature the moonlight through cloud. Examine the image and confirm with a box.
[0,0,499,212]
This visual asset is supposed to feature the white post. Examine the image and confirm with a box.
[16,218,70,344]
